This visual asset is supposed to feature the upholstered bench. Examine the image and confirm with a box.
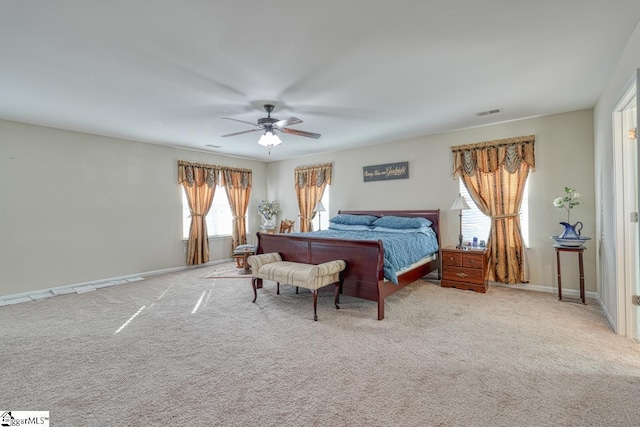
[247,253,346,321]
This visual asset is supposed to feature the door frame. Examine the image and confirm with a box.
[612,70,639,340]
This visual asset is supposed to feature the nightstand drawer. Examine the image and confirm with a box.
[443,266,485,285]
[442,252,462,267]
[462,253,484,269]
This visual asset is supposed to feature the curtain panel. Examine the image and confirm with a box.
[294,163,332,232]
[178,161,221,265]
[451,136,535,284]
[220,167,252,249]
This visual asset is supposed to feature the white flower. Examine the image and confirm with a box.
[553,187,580,223]
[258,200,280,220]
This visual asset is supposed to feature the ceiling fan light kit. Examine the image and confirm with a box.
[258,130,282,148]
[221,104,321,153]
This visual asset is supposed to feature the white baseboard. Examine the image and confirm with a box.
[0,259,232,307]
[594,292,617,332]
[490,281,598,301]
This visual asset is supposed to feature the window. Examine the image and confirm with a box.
[182,188,234,239]
[312,186,330,231]
[458,178,529,246]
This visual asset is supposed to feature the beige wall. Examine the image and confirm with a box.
[268,110,595,293]
[0,109,598,301]
[593,20,640,333]
[0,119,267,297]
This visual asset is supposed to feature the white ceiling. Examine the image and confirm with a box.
[2,1,640,162]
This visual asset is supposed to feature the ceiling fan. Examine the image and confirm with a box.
[221,104,321,151]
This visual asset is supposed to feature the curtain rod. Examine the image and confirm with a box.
[294,162,333,172]
[451,135,535,152]
[178,160,252,173]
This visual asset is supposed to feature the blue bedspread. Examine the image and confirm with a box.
[290,229,439,284]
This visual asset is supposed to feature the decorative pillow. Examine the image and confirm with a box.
[329,214,379,226]
[372,215,432,229]
[329,223,373,231]
[372,226,430,234]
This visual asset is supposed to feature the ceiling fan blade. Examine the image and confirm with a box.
[281,128,321,139]
[221,117,261,127]
[221,129,262,137]
[273,117,302,128]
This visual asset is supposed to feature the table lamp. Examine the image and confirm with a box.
[451,194,471,249]
[314,201,326,230]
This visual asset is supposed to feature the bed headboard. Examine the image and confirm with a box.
[338,209,439,231]
[338,209,441,248]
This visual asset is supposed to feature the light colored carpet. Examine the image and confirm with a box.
[202,263,248,279]
[1,263,639,426]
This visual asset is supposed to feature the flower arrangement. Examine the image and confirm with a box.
[258,200,280,220]
[553,187,580,223]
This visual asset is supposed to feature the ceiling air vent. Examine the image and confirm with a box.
[476,109,500,117]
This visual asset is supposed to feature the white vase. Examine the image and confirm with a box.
[261,217,276,229]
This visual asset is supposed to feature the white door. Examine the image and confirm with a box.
[613,74,639,340]
[623,96,639,340]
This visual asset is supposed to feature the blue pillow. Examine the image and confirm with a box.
[329,223,372,231]
[372,226,430,234]
[372,215,433,229]
[329,214,379,226]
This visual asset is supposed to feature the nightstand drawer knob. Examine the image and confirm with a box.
[456,272,468,278]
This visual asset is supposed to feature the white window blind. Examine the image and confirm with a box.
[182,189,234,239]
[458,178,529,246]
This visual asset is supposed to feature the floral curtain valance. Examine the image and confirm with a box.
[221,167,252,190]
[178,161,253,189]
[451,135,535,176]
[178,160,220,188]
[294,163,333,189]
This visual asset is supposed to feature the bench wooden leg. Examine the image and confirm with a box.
[313,290,318,321]
[251,278,258,303]
[334,283,340,310]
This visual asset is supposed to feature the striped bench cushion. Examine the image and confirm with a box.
[248,254,346,291]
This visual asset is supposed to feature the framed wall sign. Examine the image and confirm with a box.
[363,161,409,182]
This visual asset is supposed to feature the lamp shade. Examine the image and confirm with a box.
[450,195,471,210]
[258,130,282,147]
[314,201,326,212]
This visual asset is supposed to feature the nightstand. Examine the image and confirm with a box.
[441,247,488,293]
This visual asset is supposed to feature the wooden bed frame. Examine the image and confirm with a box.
[254,209,441,320]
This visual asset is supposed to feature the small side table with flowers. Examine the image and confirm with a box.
[258,200,280,233]
[552,186,588,304]
[551,187,590,247]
